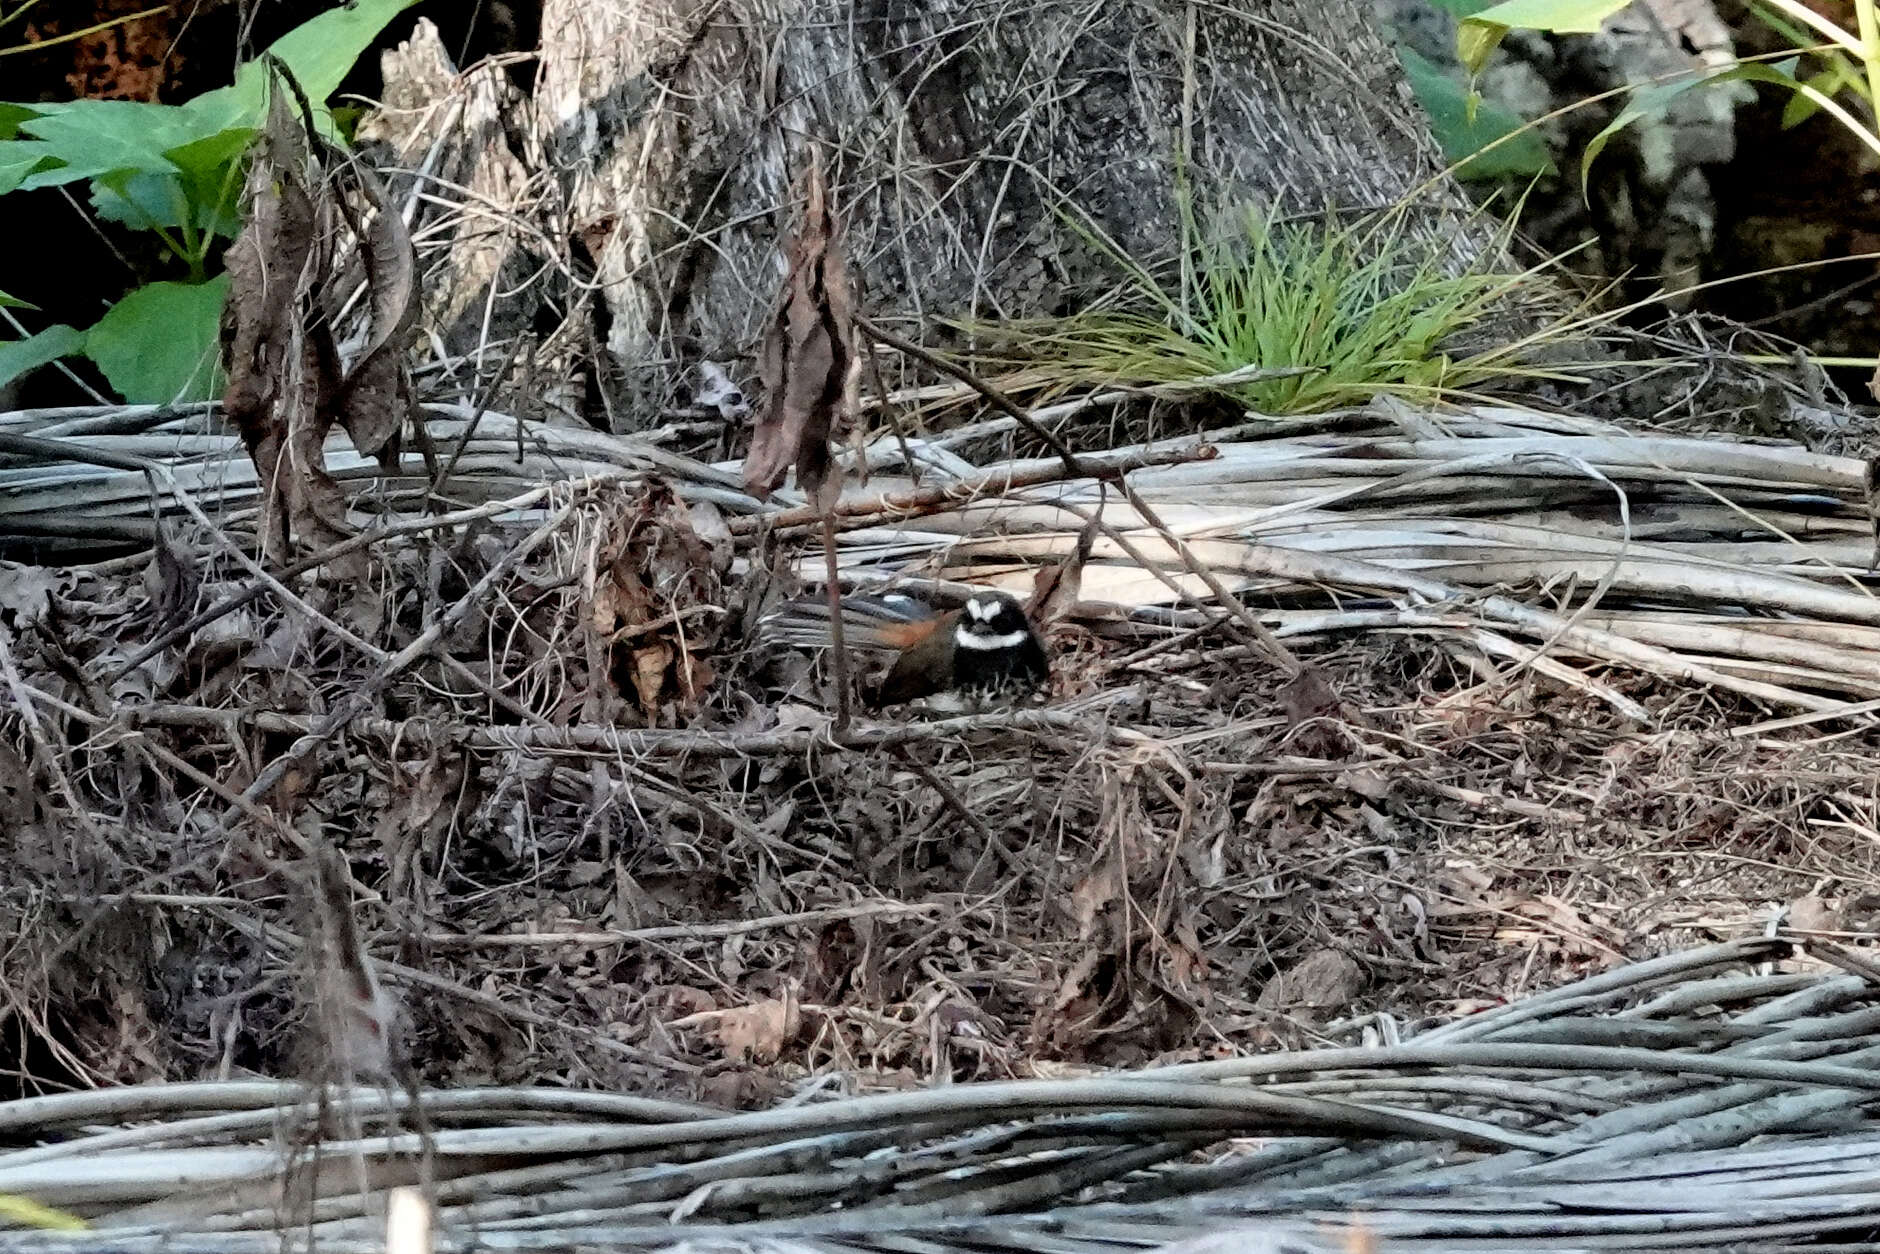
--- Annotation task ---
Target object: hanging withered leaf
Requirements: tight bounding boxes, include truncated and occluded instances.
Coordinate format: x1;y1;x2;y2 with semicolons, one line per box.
305;842;402;1084
142;529;201;635
1028;485;1104;627
586;481;725;722
329;158;418;465
219;61;419;577
744;149;858;510
220;79;334;566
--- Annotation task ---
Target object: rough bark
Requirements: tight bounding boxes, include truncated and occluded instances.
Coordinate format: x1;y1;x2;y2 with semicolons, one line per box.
374;2;1483;425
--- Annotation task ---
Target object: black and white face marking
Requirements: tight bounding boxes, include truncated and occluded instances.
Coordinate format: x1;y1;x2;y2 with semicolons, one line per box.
946;592;1051;706
954;594;1031;651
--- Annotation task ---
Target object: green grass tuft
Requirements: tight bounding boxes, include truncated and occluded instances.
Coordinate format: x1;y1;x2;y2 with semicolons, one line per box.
966;204;1597;416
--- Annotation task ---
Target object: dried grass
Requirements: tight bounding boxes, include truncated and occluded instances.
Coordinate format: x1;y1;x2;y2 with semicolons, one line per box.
2;381;1880;1100
5;938;1880;1251
8;369;1880;1249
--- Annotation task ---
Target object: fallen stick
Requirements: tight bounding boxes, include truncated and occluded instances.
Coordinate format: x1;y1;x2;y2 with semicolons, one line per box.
1219;543;1844;713
729;442;1217;535
119;703;1118;758
421;901;939;949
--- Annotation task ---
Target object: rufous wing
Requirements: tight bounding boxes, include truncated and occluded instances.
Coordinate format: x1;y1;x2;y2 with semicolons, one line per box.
872;619;956;706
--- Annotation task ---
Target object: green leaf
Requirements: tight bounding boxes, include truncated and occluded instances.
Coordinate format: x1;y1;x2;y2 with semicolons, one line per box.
1457;21;1509;77
164;126;256;182
90;128;252;238
1781;71;1837;128
1400;46;1556;179
185;0;423;134
82;277;229;404
0;143;51;195
1463;0;1631;32
1582;63;1804;197
328;104;368;142
165;128;253;237
90;170;190;231
0;290;32;310
1581;79;1700;196
0;0;413;197
11;100;207;190
0;104;39;141
0;107;249;204
0;324;86;390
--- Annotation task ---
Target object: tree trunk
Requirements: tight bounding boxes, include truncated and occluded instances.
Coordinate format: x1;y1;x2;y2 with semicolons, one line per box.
371;2;1479;425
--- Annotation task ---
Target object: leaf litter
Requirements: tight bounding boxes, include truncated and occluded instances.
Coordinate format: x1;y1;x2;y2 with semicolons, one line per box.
3;156;1880;1133
24;575;1837;1090
11;382;1880;1254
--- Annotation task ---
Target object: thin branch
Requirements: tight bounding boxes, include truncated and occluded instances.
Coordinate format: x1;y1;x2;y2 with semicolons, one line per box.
421;901;939;949
730;442;1214;535
117;702;1120;758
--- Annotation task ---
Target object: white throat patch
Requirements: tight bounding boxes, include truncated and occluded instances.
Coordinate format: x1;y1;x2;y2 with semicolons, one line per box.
955;625;1029;651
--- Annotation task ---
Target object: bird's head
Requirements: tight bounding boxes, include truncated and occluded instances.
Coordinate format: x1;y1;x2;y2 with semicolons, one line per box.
954;593;1032;652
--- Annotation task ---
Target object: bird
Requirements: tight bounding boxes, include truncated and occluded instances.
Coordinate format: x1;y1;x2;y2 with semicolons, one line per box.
758;589;1051;710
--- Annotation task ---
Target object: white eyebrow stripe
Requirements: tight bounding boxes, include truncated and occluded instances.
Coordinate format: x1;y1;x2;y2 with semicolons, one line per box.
955;627;1029;651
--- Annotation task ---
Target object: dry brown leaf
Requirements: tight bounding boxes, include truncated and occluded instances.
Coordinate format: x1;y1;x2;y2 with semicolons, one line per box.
1495;893;1627;963
140;536;199;634
1334;766;1393;801
629;640;673;719
1788;893;1841;934
687;500;734;572
587;569;629;639
1842;894;1880;932
1444;861;1496;895
771;703;828;733
1029;486;1102;625
1163;920;1211;994
0;563;60;627
221;83;358;570
1255;949;1366;1022
1422;862;1497;918
677;653;715;704
1070;863;1121;940
0;739;49;873
1278;665;1341;727
744;148;857;507
675;994;800;1063
330;160;416;461
220;68;418;578
661;986;716;1018
306;845;401;1082
1047;948;1101;1017
371;755;462;896
585;482;724;719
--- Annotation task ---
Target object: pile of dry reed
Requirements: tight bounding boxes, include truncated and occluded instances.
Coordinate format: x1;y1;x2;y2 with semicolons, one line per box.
2;937;1878;1252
